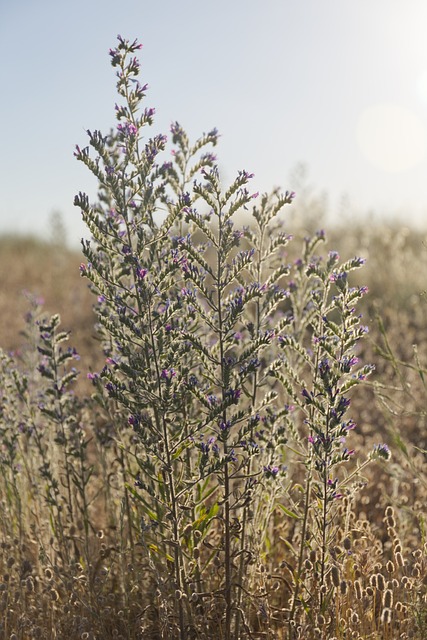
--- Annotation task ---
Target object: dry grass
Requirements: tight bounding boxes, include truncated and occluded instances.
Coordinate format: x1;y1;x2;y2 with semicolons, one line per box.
0;235;102;393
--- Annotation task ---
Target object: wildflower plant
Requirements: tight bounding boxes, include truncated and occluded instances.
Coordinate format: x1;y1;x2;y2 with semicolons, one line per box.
69;34;384;639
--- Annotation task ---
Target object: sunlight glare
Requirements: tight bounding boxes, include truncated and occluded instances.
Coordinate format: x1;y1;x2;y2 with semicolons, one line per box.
356;103;426;173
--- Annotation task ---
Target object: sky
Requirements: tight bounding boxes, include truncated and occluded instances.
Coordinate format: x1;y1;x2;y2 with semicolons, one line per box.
1;0;427;247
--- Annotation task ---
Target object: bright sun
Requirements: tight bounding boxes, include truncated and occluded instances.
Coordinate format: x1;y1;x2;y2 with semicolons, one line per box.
356;103;426;173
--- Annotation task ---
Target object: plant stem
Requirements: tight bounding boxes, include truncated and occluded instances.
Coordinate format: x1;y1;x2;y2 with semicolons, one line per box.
289;464;312;638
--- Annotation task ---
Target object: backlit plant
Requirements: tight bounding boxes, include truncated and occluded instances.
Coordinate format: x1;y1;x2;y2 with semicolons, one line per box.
73;35;385;639
2;35;420;640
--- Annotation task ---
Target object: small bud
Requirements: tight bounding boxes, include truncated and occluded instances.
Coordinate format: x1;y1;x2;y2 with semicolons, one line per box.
44;568;53;581
354;579;362;600
383;589;393;609
50;588;59;602
376;573;385;591
381;607;392;624
331;566;340;588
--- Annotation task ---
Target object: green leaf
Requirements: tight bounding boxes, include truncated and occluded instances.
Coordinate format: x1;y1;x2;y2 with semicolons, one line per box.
276;503;301;520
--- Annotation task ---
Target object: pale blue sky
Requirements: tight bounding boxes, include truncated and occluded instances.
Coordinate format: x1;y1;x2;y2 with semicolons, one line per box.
1;0;427;246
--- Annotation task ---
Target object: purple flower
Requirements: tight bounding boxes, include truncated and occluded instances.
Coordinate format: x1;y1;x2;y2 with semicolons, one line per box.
370;443;391;461
318;358;331;378
68;347;80;361
144;107;155;119
201;442;209;454
207;127;219;145
145;134;167;162
225;388;241;404
136;267;148;279
301;388;313;403
336;397;351;413
105;382;115;394
128;414;140;427
340;355;359;372
117;121;138;137
109;48;121;65
238;170;254;181
330;271;347;286
342;448;355;460
342;419;356;432
161;368;176;381
263;464;280;478
187;375;198;388
228;449;237;463
170;121;185;141
201;151;217;164
327;478;343;499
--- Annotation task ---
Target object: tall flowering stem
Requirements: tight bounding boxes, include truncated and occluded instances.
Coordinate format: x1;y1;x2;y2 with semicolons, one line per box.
269;240;375;631
180;168;290;637
74;35;258;638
